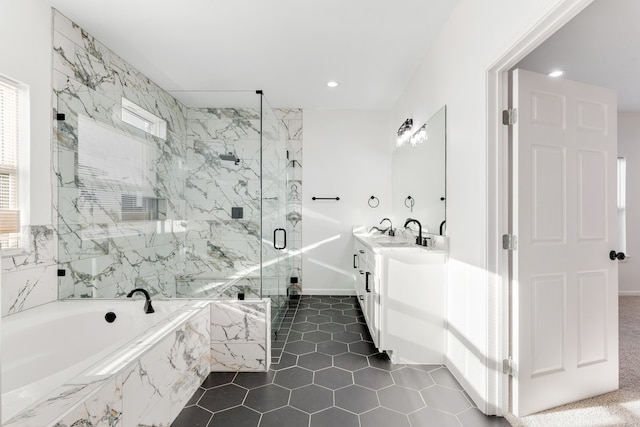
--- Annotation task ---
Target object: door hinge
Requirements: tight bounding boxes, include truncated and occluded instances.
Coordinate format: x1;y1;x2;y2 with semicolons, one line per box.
502;108;517;125
502;234;518;250
503;357;514;376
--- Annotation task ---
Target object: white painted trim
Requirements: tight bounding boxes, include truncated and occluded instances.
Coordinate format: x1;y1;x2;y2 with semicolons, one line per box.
301;289;354;296
619;291;640;297
485;0;595;416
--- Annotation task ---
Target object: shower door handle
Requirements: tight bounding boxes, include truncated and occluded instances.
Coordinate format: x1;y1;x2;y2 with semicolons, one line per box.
274;228;287;250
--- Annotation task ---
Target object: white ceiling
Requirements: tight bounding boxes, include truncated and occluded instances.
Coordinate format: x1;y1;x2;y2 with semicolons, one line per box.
515;0;640;112
46;0;459;110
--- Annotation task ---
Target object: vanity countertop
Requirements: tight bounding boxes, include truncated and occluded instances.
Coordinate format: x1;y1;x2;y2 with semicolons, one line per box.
352;226;448;253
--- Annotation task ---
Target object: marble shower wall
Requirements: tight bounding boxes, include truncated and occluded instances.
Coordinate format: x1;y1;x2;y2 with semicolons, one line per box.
180;107;263;298
2;10;304;313
52;10;187;299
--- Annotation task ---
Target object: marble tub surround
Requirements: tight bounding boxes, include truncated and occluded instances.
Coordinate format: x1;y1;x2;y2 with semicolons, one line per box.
1;225;58;316
210;299;271;372
3;301;210;427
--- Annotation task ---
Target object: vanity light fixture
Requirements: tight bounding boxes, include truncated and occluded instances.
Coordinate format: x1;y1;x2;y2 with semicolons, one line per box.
327;81;339;88
410;123;428;146
548;70;564;78
396;118;413;147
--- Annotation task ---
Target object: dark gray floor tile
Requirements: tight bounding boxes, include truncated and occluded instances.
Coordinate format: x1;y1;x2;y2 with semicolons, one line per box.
378;385;426;414
316;296;341;304
317;340;348;356
290;384;334;414
306;314;332;324
410;364;442;372
368;353;402;371
331;303;352;310
334;352;369;371
311;407;359;427
201;372;236;389
199;384;247;412
290;322;319;333
271;352;297;371
310;302;331;310
318;322;346;333
314;366;353;390
335;384;379;414
211;405;260;427
430;367;464;390
349;340;378;356
233;371;276;389
332;315;357;324
244;384;290;412
333;330;363;344
392;367;435;390
345;322;369;334
457;408;512;427
284;340;316;355
175;295;496;427
421;385;473;414
286;330;303;342
274;366;314;389
360;407;411;427
298;352;333;371
302;330;331;343
408;407;461;427
184;387;205;407
171;405;212;427
354;367;394;390
296;308;321;316
342;308;361;317
259;406;309;427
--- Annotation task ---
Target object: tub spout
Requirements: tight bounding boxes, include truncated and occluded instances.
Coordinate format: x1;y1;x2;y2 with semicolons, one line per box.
126;288;155;314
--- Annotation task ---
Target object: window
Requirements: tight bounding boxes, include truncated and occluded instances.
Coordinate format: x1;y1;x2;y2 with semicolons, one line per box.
0;76;28;250
618;157;627;254
121;97;166;140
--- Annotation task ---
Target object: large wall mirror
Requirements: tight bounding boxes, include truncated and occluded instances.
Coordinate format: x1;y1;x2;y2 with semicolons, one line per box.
392;105;446;235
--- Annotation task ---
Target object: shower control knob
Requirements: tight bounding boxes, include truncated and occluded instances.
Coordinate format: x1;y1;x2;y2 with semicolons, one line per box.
609;250;626;261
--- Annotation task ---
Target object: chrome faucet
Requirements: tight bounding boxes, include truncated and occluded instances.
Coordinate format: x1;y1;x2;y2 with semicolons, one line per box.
380;218;395;236
126;288;155;314
403;218;422;245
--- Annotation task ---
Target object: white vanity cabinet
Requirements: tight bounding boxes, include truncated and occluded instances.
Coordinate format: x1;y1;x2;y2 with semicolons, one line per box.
353;239;380;347
352;234;445;364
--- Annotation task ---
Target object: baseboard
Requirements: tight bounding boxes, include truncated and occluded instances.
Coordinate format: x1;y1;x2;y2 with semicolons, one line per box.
619;291;640;296
301;288;354;296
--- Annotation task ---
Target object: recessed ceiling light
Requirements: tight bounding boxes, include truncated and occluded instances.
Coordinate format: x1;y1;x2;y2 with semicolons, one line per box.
327;81;339;88
548;70;564;78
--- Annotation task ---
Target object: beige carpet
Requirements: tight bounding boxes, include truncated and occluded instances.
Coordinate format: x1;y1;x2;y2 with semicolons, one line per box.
507;296;640;426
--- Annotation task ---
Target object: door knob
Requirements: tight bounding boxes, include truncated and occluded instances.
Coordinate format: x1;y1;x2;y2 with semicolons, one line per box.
609;250;626;261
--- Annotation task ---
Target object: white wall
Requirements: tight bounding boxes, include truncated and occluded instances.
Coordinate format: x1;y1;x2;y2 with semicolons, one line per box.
301;110;392;294
618;112;640;295
1;0;52;226
391;0;589;414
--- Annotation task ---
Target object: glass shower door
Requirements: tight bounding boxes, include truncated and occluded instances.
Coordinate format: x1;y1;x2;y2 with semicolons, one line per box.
260;95;289;334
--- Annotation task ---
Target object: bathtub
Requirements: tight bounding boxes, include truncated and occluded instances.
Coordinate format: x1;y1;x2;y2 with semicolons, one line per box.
2;299;211;426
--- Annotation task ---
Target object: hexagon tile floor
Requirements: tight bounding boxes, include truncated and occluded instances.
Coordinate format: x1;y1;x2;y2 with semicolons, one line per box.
172;295;511;427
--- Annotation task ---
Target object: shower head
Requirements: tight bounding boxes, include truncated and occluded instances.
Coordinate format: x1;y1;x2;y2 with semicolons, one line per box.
219;152;239;164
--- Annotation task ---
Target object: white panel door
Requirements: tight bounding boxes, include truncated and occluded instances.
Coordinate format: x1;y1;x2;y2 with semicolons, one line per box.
511;69;619;417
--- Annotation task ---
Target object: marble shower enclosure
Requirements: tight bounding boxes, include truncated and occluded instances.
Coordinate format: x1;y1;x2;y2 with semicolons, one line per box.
45;10;304;303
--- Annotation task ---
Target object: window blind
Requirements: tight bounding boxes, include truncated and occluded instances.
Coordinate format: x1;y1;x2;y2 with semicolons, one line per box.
0;78;20;246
